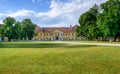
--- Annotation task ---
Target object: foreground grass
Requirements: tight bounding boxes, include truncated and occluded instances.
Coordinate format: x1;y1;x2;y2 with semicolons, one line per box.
0;42;120;74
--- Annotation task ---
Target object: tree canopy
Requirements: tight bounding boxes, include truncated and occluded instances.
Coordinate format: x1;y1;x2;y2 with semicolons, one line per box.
77;4;99;40
22;18;36;40
2;17;16;41
77;0;120;41
97;0;120;41
0;17;36;41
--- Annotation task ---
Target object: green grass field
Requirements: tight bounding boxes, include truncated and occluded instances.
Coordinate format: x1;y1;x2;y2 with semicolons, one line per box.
0;42;120;74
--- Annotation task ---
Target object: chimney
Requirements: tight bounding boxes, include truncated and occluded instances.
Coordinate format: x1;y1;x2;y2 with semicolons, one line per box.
70;25;72;30
70;25;72;28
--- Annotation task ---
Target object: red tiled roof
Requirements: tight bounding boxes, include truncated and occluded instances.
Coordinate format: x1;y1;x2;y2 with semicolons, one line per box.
35;25;43;32
72;25;78;29
72;25;78;31
35;25;78;33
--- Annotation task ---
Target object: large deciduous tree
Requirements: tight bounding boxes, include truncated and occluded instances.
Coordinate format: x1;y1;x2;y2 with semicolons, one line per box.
13;21;22;40
3;17;16;41
0;17;36;41
77;0;120;42
22;18;36;40
77;4;99;40
97;0;120;41
0;25;6;41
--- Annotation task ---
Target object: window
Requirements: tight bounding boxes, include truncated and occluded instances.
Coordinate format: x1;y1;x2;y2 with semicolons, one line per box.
40;34;42;36
50;34;53;36
72;33;74;36
69;34;70;36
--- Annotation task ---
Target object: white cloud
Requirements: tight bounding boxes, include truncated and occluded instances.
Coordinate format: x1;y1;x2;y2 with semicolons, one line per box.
8;9;34;17
31;0;41;3
35;0;107;27
41;22;67;27
0;0;108;27
0;9;34;18
0;20;3;24
32;0;35;3
0;13;5;17
0;9;35;24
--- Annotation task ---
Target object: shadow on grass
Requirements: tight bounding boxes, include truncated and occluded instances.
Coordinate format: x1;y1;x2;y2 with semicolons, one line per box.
0;43;96;48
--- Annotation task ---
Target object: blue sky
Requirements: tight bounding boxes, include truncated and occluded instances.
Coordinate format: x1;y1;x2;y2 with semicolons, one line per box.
0;0;107;27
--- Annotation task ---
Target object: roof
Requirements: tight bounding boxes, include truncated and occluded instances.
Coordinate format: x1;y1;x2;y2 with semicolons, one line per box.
35;25;43;32
35;25;78;33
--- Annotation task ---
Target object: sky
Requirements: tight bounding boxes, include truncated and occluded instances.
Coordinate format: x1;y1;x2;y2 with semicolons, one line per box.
0;0;107;27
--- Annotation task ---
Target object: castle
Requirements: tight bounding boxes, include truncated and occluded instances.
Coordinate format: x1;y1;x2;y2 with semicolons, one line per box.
33;25;78;40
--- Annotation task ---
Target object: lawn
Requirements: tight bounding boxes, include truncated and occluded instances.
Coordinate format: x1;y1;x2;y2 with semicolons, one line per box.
0;42;120;74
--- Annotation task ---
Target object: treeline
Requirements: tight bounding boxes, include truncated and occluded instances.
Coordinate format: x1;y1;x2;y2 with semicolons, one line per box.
0;17;36;41
77;0;120;42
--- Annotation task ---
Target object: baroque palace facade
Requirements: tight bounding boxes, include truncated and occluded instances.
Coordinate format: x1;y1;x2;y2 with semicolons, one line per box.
33;25;78;41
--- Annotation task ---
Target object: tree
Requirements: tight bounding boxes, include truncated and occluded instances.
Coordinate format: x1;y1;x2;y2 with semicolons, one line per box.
22;18;36;40
13;21;22;40
0;17;36;41
77;4;99;40
3;17;16;41
0;25;6;41
97;0;120;41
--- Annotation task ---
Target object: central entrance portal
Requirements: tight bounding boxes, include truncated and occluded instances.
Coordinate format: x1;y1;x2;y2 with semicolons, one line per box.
56;36;59;40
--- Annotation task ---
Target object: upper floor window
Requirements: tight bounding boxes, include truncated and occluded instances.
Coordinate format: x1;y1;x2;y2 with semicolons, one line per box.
69;34;71;36
72;33;75;36
50;33;53;36
40;34;42;36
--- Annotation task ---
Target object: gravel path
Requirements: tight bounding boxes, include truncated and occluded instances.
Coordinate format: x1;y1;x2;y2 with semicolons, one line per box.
50;41;120;47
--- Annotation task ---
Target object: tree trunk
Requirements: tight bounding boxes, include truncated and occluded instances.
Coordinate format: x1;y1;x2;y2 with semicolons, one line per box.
102;37;104;41
109;37;113;42
8;38;11;42
2;37;4;41
95;37;98;41
114;37;117;42
28;37;32;40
